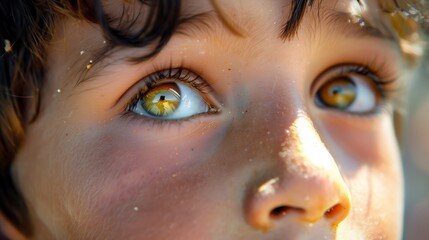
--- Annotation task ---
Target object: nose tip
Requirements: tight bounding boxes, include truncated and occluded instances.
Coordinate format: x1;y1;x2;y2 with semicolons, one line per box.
245;175;351;231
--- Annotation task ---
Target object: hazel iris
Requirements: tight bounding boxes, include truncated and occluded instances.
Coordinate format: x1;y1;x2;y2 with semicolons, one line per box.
316;78;356;109
142;83;181;117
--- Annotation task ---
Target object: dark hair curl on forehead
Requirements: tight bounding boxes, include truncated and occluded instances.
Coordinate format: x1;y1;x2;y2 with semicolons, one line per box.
0;0;427;237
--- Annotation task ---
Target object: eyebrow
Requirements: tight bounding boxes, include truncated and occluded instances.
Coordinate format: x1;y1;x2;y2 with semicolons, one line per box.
315;10;396;42
74;7;396;87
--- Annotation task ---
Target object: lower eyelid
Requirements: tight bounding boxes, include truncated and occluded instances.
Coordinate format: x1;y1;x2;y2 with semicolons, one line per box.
120;109;220;128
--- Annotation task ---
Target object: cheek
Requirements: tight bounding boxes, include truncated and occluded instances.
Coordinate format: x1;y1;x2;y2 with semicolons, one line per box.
60;116;229;237
313;110;403;238
315;111;401;169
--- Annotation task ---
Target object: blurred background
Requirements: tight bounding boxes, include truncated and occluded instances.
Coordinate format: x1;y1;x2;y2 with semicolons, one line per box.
403;46;429;240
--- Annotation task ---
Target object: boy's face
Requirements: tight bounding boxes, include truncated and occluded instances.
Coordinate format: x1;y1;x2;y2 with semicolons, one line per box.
10;0;404;239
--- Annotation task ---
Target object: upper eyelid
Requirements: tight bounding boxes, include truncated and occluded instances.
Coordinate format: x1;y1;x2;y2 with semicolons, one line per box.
310;63;397;92
145;68;213;93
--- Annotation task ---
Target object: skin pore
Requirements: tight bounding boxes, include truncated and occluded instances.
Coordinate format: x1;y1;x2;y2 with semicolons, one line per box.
3;0;408;239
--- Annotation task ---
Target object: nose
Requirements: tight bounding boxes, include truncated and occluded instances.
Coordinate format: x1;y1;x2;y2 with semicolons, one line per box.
245;113;351;231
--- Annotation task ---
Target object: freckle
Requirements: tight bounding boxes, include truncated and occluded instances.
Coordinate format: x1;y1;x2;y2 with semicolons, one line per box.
228;68;232;71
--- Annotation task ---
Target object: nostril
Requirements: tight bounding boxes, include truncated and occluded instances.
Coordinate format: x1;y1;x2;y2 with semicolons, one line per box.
324;203;345;219
270;206;304;219
270;206;290;219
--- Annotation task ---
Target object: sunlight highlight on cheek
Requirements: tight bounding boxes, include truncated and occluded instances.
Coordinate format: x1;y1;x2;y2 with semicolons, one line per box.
279;111;336;176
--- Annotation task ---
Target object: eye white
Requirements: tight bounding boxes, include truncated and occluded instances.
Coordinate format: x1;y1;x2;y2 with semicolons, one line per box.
346;73;376;113
164;82;209;119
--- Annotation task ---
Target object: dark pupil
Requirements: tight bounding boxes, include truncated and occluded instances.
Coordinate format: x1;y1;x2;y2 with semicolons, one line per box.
330;86;342;95
160;95;166;101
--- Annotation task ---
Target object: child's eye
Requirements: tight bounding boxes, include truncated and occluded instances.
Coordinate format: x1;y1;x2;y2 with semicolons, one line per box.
127;69;216;120
314;65;383;113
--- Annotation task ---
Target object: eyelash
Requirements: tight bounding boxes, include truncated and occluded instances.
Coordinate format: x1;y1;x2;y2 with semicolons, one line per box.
330;63;401;107
348;64;399;96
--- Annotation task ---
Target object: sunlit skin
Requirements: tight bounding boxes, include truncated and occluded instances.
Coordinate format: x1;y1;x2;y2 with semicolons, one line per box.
3;0;406;239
